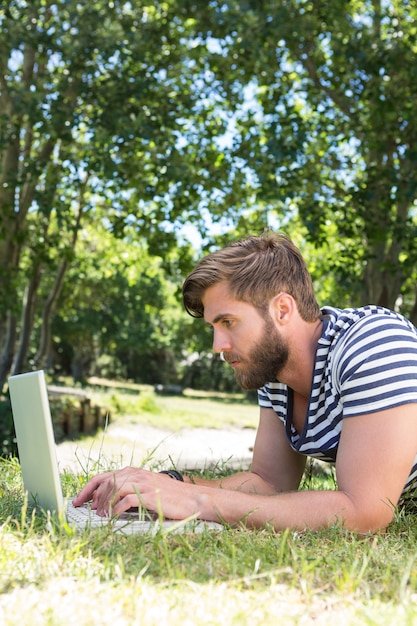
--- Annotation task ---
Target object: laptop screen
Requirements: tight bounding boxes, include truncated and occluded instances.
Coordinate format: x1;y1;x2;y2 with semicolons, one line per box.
8;370;64;515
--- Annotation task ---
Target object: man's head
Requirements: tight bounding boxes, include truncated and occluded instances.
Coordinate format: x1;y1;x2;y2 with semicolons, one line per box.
182;231;321;322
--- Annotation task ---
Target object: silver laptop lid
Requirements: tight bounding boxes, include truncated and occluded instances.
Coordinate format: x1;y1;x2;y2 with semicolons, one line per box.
8;370;64;515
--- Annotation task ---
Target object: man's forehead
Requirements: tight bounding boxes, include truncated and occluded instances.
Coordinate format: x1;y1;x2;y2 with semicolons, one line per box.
202;282;235;312
202;282;254;323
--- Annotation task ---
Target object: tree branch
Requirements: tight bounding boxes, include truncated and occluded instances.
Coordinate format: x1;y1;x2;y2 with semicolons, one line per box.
299;47;353;119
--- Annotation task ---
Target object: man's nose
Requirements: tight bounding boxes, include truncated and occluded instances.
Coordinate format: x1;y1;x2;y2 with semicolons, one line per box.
212;329;232;353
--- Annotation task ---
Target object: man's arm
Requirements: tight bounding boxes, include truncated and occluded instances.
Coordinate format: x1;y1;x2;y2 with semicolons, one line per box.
184;408;306;494
73;404;417;533
73;407;305;509
193;404;417;532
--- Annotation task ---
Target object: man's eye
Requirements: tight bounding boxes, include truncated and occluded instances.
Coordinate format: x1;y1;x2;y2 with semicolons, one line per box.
222;319;233;327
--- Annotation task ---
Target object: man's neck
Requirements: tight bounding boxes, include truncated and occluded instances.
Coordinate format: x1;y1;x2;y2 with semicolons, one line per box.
278;318;323;399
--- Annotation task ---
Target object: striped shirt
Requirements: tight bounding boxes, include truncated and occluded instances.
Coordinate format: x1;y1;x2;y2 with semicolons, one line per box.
258;305;417;499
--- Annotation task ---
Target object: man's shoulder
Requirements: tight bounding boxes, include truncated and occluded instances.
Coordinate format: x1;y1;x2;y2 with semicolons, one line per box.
320;305;416;340
319;305;417;374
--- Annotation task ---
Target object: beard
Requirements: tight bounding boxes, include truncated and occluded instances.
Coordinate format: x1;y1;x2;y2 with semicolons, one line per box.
223;316;289;391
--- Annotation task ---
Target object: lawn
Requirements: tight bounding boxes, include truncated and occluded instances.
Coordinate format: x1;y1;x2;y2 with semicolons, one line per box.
1;382;417;625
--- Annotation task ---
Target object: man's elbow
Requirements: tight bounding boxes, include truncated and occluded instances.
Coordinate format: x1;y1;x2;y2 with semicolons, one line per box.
340;499;396;535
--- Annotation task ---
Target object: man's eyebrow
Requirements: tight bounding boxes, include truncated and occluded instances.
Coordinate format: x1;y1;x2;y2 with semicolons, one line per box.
208;313;233;326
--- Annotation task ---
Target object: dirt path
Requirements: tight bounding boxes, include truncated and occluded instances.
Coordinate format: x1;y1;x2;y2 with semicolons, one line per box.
56;420;256;474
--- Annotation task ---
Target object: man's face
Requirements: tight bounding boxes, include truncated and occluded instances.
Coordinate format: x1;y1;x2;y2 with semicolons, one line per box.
202;282;289;390
225;314;289;390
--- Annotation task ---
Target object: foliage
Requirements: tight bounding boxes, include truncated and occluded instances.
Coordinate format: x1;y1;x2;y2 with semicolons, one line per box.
0;0;249;390
192;0;417;312
2;0;417;401
46;221;187;383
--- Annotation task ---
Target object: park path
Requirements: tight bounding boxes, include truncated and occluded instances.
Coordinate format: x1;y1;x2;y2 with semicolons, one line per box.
55;420;256;475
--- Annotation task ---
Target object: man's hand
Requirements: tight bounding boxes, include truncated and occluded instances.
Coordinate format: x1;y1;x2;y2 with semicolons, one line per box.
72;467;202;520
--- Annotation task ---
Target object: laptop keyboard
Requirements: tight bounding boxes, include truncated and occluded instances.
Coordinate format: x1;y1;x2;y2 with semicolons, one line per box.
66;499;148;527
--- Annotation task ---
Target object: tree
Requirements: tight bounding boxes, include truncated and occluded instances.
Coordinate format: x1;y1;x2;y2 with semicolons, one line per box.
0;0;251;390
3;0;417;398
50;221;191;384
191;0;417;313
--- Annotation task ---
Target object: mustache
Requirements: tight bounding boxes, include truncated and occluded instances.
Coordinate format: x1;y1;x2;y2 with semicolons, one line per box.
221;351;243;364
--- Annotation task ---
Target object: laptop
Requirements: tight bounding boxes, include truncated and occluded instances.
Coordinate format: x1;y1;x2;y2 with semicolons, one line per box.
8;370;223;534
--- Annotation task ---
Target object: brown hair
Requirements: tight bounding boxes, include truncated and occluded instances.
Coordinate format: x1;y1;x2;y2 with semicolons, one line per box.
182;231;321;322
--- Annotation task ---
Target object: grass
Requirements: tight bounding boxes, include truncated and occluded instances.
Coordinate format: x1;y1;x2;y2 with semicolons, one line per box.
84;377;259;431
1;383;417;624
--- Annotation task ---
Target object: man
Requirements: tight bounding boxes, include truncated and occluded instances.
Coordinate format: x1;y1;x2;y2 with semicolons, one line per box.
74;232;417;533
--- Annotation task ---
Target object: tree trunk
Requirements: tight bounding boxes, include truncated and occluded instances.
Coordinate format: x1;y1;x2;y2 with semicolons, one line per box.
407;286;417;328
10;264;43;376
34;197;85;369
33;258;69;370
0;313;18;392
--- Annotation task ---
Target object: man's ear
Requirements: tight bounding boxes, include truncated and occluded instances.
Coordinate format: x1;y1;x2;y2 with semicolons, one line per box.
269;293;294;325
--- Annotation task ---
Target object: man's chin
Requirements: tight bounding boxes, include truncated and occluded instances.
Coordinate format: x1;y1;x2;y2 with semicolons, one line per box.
234;374;269;391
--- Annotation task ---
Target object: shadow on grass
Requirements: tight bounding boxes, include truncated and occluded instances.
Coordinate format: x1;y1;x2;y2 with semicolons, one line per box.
79;376;259;405
184;390;258;405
